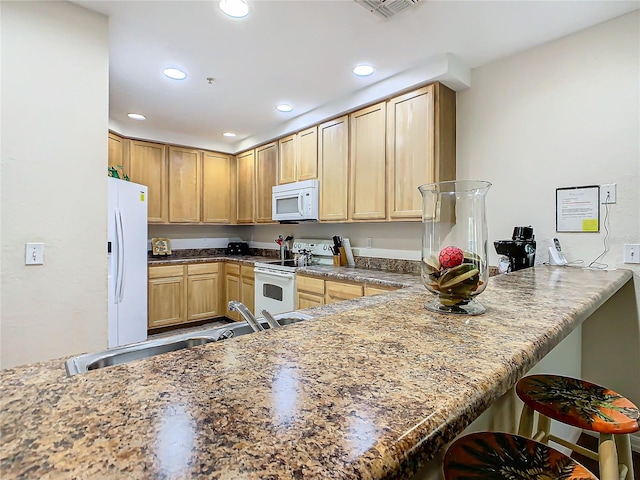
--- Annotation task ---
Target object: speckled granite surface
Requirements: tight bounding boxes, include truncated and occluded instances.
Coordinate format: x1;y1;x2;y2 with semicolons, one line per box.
0;266;632;479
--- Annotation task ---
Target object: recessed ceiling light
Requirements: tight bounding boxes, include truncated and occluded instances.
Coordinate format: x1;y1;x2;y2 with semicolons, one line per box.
127;113;146;120
223;132;237;137
163;68;187;80
353;64;375;77
276;104;293;112
219;0;249;18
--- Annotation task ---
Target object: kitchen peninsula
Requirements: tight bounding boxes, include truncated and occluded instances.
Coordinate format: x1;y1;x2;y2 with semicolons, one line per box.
0;266;632;479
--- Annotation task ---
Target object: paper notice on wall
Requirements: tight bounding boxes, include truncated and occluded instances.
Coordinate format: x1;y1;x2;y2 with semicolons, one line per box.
556;185;600;233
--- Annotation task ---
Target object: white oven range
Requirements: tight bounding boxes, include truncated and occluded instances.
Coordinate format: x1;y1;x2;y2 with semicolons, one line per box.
253;239;340;318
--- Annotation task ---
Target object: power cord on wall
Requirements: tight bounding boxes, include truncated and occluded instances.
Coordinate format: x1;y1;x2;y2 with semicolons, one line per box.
586;192;611;270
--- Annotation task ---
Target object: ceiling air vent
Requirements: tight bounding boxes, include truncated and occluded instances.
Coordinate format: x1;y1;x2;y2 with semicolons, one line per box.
354;0;421;20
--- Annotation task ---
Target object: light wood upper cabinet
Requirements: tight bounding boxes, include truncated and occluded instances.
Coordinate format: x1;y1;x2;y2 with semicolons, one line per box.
108;132;128;175
318;116;349;222
202;150;235;224
236;149;255;224
386;83;456;220
278;135;297;184
168;146;201;223
350;102;386;221
255;142;278;223
278;127;318;185
129;140;167;223
297;126;318;181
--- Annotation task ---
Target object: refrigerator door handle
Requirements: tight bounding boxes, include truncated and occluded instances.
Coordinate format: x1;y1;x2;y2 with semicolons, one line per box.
116;208;126;303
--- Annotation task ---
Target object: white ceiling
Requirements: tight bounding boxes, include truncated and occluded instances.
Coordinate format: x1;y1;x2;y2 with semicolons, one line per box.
72;0;639;153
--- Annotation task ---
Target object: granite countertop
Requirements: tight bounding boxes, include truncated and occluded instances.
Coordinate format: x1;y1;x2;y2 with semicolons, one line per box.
0;266;632;479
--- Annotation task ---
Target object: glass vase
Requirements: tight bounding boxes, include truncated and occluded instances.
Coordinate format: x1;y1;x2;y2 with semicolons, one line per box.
419;180;492;315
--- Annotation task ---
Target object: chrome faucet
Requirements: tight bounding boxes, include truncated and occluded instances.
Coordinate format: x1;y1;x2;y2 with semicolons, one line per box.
228;301;264;332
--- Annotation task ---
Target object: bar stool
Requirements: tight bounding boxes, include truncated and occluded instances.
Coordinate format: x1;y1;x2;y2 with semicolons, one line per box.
443;431;599;479
516;374;639;480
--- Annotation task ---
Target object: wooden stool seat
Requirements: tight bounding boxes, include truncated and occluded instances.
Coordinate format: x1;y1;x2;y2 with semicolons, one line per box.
443;431;598;479
516;374;639;480
516;375;640;434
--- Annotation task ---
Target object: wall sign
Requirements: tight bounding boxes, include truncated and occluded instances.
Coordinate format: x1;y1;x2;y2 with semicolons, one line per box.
556;185;600;233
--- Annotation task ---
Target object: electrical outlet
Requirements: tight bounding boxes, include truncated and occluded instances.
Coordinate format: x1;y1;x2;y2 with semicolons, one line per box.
600;184;616;204
366;237;373;248
623;244;640;264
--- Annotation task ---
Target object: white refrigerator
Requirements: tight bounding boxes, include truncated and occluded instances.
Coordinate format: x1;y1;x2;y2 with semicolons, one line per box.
107;177;148;348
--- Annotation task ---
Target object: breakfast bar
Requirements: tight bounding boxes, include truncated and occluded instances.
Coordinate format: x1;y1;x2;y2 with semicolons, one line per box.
0;266;632;479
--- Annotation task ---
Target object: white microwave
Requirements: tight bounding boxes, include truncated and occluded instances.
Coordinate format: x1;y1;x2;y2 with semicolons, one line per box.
272;179;319;222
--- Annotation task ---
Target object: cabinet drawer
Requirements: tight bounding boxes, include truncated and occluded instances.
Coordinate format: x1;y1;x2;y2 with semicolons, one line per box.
226;263;240;276
325;280;363;298
364;284;398;296
187;263;219;275
149;265;185;279
297;275;325;295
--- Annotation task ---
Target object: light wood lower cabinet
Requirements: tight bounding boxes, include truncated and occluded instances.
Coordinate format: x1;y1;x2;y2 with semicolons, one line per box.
240;265;255;318
186;263;220;321
296;275;400;308
364;284;398;296
296;275;325;308
325;280;364;305
148;263;221;329
148;265;186;329
224;263;241;321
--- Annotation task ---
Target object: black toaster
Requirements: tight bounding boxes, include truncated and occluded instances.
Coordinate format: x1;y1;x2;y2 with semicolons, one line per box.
226;242;249;255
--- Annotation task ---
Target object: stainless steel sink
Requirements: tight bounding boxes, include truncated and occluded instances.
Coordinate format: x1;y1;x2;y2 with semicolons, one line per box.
65;311;313;376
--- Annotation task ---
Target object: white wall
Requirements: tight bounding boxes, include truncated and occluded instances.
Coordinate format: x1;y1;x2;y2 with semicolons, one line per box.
456;10;640;409
1;1;109;368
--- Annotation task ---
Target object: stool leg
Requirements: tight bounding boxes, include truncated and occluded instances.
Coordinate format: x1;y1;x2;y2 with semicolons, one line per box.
518;404;535;437
614;434;634;480
599;433;620;480
536;414;551;444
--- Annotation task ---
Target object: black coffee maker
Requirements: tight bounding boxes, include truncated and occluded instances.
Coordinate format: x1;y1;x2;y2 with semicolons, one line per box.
494;226;537;272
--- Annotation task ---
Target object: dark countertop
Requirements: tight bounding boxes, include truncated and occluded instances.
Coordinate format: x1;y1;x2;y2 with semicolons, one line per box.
0;266;632;479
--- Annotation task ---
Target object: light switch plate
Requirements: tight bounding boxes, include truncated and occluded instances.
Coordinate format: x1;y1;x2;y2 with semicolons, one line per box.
623;244;640;264
25;242;44;265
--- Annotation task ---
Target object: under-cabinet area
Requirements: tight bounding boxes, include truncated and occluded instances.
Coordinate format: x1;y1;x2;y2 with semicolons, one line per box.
148;260;404;331
109;82;455;226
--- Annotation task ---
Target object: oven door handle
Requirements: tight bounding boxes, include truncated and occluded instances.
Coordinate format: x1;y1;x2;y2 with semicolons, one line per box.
255;268;296;279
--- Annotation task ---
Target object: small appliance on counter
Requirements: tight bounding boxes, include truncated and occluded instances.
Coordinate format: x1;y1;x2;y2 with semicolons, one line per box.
226;242;249;255
494;226;537;273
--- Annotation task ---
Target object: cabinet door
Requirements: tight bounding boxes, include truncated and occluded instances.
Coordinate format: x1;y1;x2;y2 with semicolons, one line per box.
187;273;219;321
108;132;128;176
350;102;386;220
129;140;167;223
168;146;201;223
297;126;318;181
325;280;363;305
297;291;324;309
318;116;349;221
202;150;233;223
364;285;398;296
241;275;255;318
386;85;434;219
148;275;185;328
225;273;241;321
255;142;278;223
236;150;255;224
278;135;296;185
